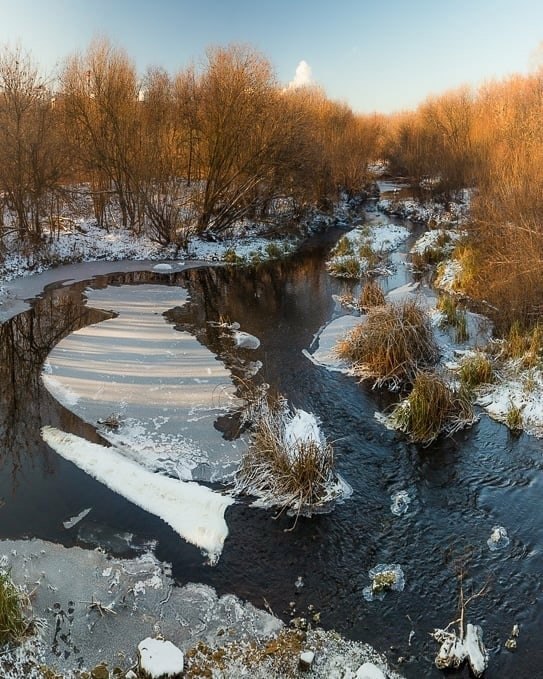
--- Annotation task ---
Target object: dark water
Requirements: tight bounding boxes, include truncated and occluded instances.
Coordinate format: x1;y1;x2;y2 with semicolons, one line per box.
1;204;542;678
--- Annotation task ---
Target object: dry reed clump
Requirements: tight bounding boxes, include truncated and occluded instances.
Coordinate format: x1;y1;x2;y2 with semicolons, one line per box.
389;371;475;445
0;570;30;646
497;322;543;368
436;294;470;343
335;300;439;389
235;390;338;516
359;279;385;309
458;352;495;390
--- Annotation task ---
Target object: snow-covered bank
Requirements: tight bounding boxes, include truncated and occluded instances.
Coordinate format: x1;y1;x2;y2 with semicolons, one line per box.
0;539;281;677
377;189;471;227
0;536;404;678
41;427;234;564
326;222;409;278
41;284;246;482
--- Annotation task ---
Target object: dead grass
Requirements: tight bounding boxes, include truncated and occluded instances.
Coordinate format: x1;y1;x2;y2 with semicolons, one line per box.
0;570;30;646
498;322;543;368
389;371;475;445
327;256;361;278
235;390;337;516
437;294;470;342
458;353;495;390
505;402;523;432
359;279;385;309
335;300;439;389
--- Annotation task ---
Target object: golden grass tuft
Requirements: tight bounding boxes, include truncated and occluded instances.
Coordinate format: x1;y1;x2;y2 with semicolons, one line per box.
359;279;385;309
235;391;337;516
335;300;439;389
458;352;495;390
0;570;30;646
389;371;475;445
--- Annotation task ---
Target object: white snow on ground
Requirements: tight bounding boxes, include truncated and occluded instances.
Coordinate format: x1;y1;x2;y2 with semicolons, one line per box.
284;409;321;449
326;223;410;278
41;426;234;564
434;259;463;292
476;365;543;437
41;284;246;482
377;193;470;226
410;228;465;256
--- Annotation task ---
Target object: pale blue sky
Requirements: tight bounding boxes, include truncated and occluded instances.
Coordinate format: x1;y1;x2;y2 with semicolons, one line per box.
0;0;542;113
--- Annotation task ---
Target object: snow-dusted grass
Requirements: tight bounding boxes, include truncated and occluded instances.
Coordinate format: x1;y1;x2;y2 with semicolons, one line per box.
235;392;347;516
41;427;234;564
326;223;409;279
377;190;470;227
387;371;476;445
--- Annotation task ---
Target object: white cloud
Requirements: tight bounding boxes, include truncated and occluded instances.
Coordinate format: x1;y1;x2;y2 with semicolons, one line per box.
288;60;313;89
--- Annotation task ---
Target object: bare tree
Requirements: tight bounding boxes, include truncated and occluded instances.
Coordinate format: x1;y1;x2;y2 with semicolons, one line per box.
0;46;64;242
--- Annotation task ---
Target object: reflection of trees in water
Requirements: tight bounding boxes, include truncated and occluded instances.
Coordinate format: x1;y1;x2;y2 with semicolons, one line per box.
0;269;191;483
0;288;111;482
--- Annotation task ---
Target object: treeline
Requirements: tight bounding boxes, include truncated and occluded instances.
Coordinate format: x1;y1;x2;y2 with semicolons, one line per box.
381;72;543;327
0;39;381;249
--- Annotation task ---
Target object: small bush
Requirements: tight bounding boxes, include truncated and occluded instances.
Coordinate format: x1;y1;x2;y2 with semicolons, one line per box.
458;353;495;390
327;256;361;278
223;248;244;264
359;279;385;308
265;242;283;259
389;371;475;445
335;300;439;389
0;570;29;646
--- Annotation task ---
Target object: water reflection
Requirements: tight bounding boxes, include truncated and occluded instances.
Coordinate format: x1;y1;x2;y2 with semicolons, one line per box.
0;289;111;482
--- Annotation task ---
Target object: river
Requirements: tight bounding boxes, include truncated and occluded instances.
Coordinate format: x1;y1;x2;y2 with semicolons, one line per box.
0;186;541;677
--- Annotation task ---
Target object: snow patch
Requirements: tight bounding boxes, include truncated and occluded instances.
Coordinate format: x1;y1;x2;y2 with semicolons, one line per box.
138;637;184;677
41;427;234;564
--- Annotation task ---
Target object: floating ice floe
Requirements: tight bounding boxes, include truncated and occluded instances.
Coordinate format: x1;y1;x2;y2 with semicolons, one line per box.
233;330;261;349
41;426;234;564
304;315;362;371
41;284;246;482
62;507;92;529
362;564;405;602
390;491;411;516
487;525;510;551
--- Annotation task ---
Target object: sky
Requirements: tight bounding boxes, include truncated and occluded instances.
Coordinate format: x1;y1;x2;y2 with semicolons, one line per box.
0;0;543;113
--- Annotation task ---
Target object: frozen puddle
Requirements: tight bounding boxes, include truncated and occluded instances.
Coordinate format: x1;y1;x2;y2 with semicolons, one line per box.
41;284;247;482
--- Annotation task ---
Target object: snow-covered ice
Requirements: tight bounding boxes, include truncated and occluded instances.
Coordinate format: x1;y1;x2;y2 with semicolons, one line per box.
306;315;362;371
41;284;247;481
41;426;234;564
